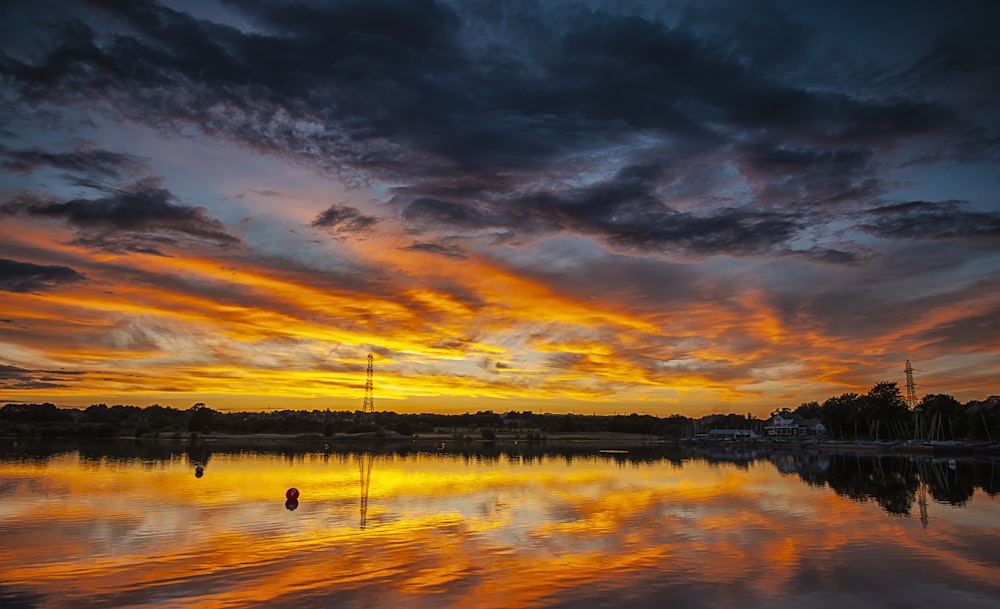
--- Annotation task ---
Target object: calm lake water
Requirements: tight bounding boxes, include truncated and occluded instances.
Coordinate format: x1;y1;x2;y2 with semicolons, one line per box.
1;440;998;609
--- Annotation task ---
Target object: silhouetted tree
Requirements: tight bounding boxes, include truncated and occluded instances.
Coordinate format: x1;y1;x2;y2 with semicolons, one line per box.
188;403;216;433
916;394;964;440
864;381;910;439
0;403;72;422
822;393;865;439
794;401;822;419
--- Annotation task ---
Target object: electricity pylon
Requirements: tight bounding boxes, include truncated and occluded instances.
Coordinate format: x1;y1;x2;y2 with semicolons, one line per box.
362;353;374;417
904;360;918;409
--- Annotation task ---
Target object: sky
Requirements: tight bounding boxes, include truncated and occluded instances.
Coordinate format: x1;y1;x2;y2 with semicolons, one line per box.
0;0;998;417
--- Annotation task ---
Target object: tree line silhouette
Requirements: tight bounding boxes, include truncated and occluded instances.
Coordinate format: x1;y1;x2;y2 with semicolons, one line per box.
1;380;997;441
773;381;998;442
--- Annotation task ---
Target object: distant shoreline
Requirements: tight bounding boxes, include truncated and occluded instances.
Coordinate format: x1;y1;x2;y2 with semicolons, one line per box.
5;431;999;457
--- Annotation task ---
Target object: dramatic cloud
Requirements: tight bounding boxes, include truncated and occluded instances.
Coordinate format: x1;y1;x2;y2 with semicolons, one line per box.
0;364;83;389
0;258;86;293
311;203;380;238
861;201;1000;242
0;0;996;412
0;142;144;181
2;178;240;254
0;0;979;255
402;241;468;260
401;176;806;257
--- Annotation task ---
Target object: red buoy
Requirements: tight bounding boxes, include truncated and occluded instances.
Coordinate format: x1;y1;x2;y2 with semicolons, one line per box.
286;487;299;500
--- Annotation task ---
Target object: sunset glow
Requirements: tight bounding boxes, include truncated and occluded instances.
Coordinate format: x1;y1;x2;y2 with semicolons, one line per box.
1;0;998;415
2;448;998;608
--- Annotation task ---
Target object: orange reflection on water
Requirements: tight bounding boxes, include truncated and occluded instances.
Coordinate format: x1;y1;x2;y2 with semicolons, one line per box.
1;449;999;609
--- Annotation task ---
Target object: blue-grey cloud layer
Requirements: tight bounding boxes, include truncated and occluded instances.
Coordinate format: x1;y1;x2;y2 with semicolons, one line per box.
2;0;997;260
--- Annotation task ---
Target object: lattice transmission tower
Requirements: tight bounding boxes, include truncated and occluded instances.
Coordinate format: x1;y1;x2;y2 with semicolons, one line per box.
362;353;374;416
903;360;918;409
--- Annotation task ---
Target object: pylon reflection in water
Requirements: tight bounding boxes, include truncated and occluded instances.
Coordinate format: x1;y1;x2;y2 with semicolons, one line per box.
359;452;374;529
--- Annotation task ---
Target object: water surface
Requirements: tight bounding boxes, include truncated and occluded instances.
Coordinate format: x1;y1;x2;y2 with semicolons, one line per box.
1;440;998;608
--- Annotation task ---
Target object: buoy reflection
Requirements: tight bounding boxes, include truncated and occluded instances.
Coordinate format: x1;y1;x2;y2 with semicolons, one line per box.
285;487;299;511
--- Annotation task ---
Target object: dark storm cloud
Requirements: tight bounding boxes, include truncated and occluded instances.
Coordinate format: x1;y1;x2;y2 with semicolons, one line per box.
861;201;1000;242
310;203;379;238
402;173;802;256
736;144;883;208
0;143;144;180
1;178;240;254
541;197;801;256
0;258;87;293
899;16;1000;98
0;0;955;155
0;139;239;253
539;10;947;143
402;241;468;260
0;364;83;389
881;8;1000;164
402;197;501;230
787;247;867;265
0;0;469;171
0;0;992;258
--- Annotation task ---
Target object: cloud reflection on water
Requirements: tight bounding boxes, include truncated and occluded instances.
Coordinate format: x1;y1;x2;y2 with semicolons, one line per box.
0;444;998;608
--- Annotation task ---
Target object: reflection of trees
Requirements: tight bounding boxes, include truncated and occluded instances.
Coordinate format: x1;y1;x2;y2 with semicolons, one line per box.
777;453;992;522
77;439;195;464
772;453;919;515
5;440;998;520
972;461;1000;496
823;456;919;516
920;461;976;506
185;442;213;468
770;453;831;488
